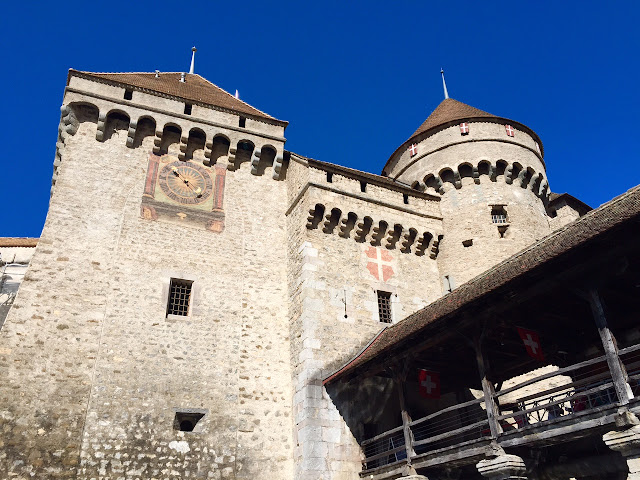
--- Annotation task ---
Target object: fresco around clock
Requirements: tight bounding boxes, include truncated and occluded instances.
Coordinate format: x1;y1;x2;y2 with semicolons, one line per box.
141;153;226;232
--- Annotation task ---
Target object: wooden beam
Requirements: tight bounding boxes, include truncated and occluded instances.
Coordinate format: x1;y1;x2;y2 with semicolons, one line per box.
474;333;503;438
390;360;416;473
587;288;634;405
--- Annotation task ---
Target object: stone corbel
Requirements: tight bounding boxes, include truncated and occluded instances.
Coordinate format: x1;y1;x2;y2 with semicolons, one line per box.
603;424;640;479
203;141;213;166
227;148;237;171
473;165;481;184
126;121;137;148
489;164;497;182
477;454;527;480
250;148;261;175
95;112;107;141
152;130;162;155
60;105;79;136
517;169;528;188
504;165;514;185
272;154;284;180
178;135;188;161
453;171;462;189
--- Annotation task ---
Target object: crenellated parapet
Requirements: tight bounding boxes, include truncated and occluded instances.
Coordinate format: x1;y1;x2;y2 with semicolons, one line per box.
53;96;289;198
306;203;442;258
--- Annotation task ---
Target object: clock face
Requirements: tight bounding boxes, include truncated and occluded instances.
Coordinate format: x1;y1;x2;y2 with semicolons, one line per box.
158;161;214;205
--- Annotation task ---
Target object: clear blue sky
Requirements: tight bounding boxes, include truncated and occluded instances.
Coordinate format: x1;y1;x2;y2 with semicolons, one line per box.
1;1;638;237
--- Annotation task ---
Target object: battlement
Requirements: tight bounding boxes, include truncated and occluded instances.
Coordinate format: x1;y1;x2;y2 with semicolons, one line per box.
53;72;288;196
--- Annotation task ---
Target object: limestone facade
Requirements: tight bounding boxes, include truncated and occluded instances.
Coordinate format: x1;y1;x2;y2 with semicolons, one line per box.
0;70;589;479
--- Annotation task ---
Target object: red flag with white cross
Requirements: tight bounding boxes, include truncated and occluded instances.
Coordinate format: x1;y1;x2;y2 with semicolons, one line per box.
408;144;418;157
516;327;544;361
505;124;515;137
418;369;440;399
460;122;469;135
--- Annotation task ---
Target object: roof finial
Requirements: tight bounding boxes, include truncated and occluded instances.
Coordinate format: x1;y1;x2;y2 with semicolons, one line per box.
440;68;449;100
235;89;239;99
189;46;197;74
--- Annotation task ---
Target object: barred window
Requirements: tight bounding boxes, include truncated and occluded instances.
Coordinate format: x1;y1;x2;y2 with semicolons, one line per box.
167;279;193;317
491;206;508;224
377;290;392;323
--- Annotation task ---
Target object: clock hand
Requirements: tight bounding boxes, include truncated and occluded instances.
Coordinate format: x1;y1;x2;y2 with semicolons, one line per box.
171;165;203;198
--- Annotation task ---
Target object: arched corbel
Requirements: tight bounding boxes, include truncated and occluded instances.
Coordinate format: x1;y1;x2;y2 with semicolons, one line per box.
126;121;137;148
250;148;261;175
529;172;543;193
60;105;79;136
95;112;106;141
273;154;284;180
472;165;480;184
152;130;162;155
203;141;213;166
453;171;462;189
489;164;497;182
178;135;188;161
517;169;528;188
504;165;514;185
227;148;237;171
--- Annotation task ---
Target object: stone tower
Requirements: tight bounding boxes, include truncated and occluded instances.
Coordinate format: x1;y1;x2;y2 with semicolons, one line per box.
382;98;551;287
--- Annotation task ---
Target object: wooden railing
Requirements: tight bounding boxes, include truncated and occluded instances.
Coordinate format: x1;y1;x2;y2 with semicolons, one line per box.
495;354;617;429
360;354;623;471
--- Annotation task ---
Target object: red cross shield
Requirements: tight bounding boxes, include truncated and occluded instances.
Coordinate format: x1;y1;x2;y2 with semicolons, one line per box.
516;327;544;361
418;369;440;399
365;247;394;282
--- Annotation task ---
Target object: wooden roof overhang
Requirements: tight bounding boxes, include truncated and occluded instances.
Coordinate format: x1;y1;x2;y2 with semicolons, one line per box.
324;186;640;392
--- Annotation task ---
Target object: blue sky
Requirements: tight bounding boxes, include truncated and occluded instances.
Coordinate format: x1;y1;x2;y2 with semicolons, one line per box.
1;1;638;237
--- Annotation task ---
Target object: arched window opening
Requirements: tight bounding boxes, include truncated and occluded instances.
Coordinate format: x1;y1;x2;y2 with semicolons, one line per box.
255;146;276;176
185;128;206;161
235;141;254;167
70;103;99;124
103;111;130;142
439;168;455;188
133;117;156;148
159;125;182;156
478;161;491;178
496;160;508;178
211;136;230;164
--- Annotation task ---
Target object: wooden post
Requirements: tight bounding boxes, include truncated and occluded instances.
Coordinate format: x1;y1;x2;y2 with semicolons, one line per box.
474;336;503;439
587;288;634;405
391;362;416;473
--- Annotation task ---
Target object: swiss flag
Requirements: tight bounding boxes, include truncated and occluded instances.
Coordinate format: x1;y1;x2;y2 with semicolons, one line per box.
418;369;440;399
516;327;544;361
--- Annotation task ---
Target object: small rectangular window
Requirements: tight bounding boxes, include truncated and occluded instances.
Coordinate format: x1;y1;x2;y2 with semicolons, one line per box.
167;279;193;317
124;89;133;100
491;206;508;224
326;172;333;183
360;181;367;192
184;103;192;115
403;194;409;205
239;116;246;128
377;291;392;323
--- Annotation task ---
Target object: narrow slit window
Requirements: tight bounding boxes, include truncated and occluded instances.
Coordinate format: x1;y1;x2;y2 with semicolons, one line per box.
239;116;246;128
124;89;133;100
360;181;367;192
167;279;193;317
184;103;192;115
327;172;333;183
403;194;409;205
377;290;392;323
491;206;508;224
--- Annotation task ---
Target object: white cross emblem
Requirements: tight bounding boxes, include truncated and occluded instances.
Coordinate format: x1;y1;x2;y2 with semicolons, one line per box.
505;125;515;137
460;123;469;134
523;334;539;354
421;375;436;394
409;144;418;156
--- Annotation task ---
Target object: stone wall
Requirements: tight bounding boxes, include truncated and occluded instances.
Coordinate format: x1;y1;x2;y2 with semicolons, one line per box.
0;84;293;479
286;163;444;479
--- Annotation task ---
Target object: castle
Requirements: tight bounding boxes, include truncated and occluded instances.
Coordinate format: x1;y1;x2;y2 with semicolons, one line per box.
1;65;639;480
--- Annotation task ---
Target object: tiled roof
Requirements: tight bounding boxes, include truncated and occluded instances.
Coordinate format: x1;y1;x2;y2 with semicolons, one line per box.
410;98;497;138
0;238;38;247
69;70;286;124
324;184;640;384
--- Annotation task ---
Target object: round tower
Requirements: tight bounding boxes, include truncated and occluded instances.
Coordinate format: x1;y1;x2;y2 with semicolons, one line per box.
382;98;551;289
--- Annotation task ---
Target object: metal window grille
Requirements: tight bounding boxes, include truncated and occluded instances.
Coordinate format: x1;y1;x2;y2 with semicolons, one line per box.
377;291;392;323
491;213;507;224
167;279;192;317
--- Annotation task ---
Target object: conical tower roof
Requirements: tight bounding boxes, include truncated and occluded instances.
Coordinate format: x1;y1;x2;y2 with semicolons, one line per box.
68;70;287;125
410;98;497;138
